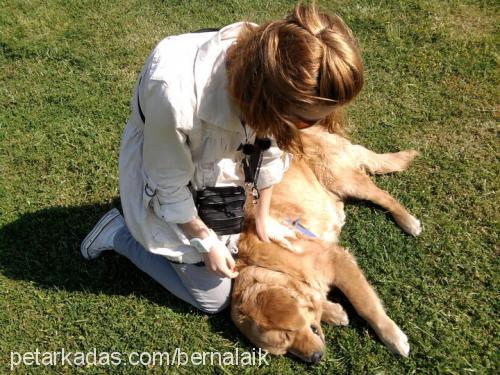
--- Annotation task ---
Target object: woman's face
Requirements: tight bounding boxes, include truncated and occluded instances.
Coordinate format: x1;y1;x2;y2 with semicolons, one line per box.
289;104;337;129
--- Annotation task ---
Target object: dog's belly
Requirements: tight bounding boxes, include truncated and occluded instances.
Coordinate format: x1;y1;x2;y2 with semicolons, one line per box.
270;160;345;243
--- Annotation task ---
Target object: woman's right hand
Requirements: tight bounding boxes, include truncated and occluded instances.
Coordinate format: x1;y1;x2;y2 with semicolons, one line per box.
202;241;239;279
179;216;238;278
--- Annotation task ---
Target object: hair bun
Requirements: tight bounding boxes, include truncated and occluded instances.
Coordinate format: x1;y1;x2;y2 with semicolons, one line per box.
286;3;325;37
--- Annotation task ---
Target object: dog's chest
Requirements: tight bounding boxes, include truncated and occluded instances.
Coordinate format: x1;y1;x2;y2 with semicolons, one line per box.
302;197;345;243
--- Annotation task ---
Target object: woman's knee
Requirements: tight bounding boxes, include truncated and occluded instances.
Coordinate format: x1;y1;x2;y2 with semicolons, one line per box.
195;279;232;314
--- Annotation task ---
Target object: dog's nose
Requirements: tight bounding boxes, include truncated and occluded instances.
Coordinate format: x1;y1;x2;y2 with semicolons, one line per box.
310;351;323;364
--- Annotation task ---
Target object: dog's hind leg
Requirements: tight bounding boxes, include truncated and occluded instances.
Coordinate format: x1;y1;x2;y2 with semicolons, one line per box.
331;247;409;356
348;145;419;175
326;169;421;236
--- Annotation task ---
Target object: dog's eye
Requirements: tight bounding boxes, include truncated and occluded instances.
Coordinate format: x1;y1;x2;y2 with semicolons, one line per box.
310;324;320;335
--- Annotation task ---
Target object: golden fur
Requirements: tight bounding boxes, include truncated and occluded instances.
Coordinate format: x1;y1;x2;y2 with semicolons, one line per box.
231;127;420;362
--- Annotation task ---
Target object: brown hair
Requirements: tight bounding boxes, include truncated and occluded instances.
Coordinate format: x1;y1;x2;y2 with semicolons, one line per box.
226;2;363;153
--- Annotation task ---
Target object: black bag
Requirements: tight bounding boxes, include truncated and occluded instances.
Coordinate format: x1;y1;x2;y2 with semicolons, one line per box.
195;186;246;235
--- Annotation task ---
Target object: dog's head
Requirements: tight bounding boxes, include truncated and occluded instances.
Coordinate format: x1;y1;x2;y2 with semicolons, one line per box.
231;267;326;363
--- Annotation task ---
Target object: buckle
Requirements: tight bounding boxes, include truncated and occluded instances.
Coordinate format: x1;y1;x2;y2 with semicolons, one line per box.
144;183;156;197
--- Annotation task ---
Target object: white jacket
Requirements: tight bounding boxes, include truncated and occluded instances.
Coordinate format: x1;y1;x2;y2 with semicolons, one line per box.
118;23;290;264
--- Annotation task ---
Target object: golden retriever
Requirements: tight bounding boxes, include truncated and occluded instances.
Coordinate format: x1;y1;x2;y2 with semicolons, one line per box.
231;127;420;363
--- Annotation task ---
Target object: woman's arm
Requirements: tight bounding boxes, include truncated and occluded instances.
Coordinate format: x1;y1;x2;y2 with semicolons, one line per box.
179;216;210;239
255;185;297;248
142;80;197;224
255;185;273;242
141;80;236;278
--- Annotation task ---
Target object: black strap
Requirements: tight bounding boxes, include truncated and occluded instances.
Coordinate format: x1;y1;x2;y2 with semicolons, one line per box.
238;121;271;198
192;28;221;33
137;76;145;123
136;27;221;124
241;138;271;185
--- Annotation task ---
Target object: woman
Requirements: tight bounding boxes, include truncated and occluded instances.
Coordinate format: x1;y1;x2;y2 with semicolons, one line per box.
80;4;363;313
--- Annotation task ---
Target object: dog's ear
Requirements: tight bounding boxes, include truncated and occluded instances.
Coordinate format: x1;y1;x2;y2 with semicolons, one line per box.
253;287;306;331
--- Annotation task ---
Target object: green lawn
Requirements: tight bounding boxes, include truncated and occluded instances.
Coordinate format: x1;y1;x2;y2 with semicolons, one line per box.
1;0;498;373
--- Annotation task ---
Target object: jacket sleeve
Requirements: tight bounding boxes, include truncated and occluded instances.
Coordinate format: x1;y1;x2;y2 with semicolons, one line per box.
255;138;291;190
141;79;197;224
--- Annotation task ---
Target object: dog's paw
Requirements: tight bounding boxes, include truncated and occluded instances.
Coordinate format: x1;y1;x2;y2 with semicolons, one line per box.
395;150;420;171
403;149;420;160
398;214;422;236
376;320;410;357
322;301;349;326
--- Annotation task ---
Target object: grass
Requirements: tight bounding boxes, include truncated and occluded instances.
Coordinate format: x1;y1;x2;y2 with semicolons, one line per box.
0;0;498;373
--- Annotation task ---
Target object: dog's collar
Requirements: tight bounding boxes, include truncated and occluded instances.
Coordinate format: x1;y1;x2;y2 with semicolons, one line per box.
285;218;317;238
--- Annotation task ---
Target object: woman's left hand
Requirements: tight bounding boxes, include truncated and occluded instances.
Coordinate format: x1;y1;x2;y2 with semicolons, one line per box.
255;213;271;242
255;185;296;250
256;214;296;250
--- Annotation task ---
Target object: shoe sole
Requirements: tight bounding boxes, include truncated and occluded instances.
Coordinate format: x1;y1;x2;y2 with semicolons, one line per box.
81;208;121;260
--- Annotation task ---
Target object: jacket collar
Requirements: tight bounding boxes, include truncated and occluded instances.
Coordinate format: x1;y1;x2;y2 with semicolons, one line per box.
194;22;252;133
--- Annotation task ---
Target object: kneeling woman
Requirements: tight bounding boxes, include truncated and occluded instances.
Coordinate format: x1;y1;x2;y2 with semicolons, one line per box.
80;4;363;313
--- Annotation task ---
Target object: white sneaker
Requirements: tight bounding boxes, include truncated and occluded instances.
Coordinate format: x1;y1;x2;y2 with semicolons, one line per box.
81;208;125;260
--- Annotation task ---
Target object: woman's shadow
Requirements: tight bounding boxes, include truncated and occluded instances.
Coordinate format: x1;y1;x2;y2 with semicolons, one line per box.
0;199;242;341
0;199;380;348
0;200;171;305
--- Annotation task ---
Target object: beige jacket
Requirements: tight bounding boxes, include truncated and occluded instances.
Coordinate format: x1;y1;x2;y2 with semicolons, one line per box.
119;23;290;264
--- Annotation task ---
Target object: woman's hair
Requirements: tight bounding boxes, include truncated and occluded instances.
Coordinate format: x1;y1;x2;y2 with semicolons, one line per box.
226;2;364;153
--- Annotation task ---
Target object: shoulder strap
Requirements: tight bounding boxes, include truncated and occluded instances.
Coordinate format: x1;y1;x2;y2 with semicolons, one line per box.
192;28;221;33
239;121;271;196
137;76;146;123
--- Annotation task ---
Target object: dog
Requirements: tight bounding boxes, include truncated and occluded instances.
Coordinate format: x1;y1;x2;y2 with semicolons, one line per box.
231;127;421;363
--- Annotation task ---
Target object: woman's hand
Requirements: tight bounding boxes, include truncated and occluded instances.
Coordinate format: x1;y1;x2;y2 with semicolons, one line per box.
255;186;273;242
255;185;296;250
255;212;271;242
202;241;239;279
179;216;238;279
256;214;296;250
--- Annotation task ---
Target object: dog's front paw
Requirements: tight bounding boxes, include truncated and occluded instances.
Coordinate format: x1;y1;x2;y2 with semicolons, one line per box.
322;301;349;326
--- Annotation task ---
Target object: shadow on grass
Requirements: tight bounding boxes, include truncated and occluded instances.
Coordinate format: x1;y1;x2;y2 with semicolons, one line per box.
0;199;201;316
0;199;389;354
